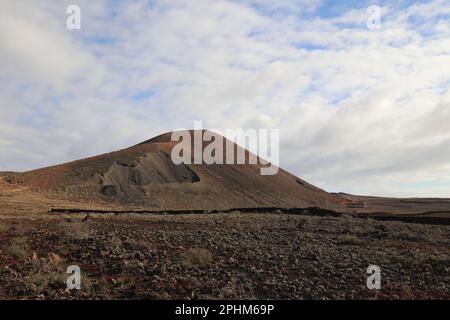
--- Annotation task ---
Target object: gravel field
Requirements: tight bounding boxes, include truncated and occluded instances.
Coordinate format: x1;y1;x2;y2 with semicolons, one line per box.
0;212;448;299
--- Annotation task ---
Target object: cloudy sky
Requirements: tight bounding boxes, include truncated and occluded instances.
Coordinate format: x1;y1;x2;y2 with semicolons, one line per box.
1;0;450;197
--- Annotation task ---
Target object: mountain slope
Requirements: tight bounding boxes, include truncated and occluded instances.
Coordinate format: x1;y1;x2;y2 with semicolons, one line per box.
1;130;346;211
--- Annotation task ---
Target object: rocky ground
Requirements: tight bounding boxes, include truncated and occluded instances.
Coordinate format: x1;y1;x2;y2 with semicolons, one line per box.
0;212;448;300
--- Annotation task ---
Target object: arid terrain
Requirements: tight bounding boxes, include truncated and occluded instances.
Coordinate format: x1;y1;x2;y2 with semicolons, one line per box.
0;212;448;300
0;131;449;300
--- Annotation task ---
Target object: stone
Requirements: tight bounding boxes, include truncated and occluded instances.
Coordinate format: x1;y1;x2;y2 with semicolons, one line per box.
47;252;62;265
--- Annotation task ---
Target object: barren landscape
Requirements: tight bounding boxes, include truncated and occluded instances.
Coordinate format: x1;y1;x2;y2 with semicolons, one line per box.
0;212;448;300
0;132;449;300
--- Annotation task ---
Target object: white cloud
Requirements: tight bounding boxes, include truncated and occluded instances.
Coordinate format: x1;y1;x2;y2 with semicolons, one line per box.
0;0;449;197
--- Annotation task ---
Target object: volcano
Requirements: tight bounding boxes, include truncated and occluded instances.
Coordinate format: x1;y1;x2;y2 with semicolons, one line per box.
0;130;347;213
2;130;450;221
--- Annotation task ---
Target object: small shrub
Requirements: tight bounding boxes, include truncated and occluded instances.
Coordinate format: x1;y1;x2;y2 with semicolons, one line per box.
181;248;213;268
393;231;424;242
303;232;315;240
6;237;31;260
341;214;354;221
57;221;90;241
398;285;416;300
19;261;97;298
338;234;365;246
23;269;67;293
297;217;311;230
0;222;8;233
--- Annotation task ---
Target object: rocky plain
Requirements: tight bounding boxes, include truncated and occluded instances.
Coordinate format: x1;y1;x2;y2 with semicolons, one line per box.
0;132;448;300
0;212;448;300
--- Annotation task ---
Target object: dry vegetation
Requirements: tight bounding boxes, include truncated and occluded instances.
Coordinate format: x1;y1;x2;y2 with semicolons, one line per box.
0;213;448;300
181;248;213;269
57;221;91;241
0;223;8;233
6;237;31;260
